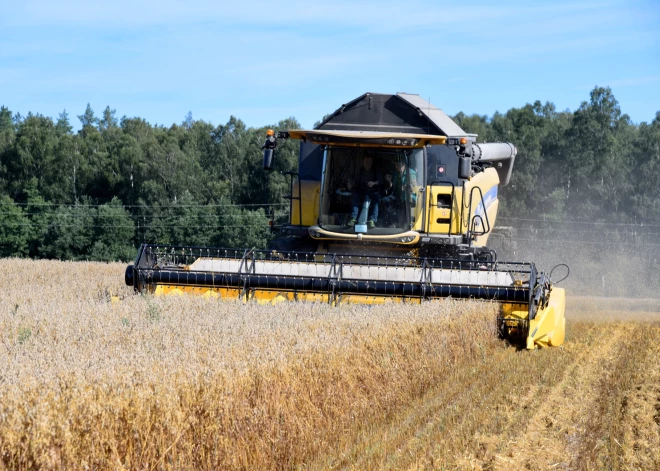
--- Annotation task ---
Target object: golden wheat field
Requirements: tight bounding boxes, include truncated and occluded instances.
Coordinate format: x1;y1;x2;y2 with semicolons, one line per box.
0;259;659;470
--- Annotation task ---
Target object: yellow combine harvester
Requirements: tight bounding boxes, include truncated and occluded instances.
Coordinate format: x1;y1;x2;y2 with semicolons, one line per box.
125;93;566;349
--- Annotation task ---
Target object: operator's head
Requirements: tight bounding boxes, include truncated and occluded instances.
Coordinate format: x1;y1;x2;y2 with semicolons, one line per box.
363;154;373;170
396;160;405;173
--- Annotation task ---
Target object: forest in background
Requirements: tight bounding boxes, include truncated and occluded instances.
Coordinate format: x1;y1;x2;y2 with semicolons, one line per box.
0;86;659;262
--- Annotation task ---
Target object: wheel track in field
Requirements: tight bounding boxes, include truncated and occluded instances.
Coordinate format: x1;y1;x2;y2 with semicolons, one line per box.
490;322;634;470
434;321;624;470
620;328;660;469
308;323;603;470
307;319;659;471
596;322;660;470
309;339;518;470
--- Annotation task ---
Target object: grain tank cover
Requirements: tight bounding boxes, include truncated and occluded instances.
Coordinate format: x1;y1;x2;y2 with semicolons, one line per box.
316;93;467;137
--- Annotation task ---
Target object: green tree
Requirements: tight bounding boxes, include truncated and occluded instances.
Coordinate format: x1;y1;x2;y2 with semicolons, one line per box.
5;114;59;200
42;201;95;260
631;112;660;222
118;117;160;204
90;198;136;261
23;179;51;257
0;106;15;193
140;201;168;245
99;106;118;132
159;191;217;247
114;134;145;205
55;110;73;135
211;116;249;202
0;195;30;257
78;103;98;128
492;104;546;216
562;86;632;219
214;204;271;249
49;133;90;203
139;126;204;204
76;104;117;202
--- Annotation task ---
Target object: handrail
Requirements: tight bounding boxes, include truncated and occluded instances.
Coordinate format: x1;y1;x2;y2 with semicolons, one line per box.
283;171;302;227
466;186;491;240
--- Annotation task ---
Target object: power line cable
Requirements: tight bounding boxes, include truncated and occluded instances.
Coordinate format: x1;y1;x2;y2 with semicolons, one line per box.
498;217;660;228
0;211;289;219
0;222;273;229
0;201;289;208
512;237;660;247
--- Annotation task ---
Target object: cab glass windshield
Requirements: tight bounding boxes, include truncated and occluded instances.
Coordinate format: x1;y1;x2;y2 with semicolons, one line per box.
318;147;425;234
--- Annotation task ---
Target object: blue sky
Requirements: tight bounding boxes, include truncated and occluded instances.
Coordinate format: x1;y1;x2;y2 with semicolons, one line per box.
1;0;659;129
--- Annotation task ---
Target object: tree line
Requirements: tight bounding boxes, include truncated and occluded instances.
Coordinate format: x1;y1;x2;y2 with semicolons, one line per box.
0;86;658;261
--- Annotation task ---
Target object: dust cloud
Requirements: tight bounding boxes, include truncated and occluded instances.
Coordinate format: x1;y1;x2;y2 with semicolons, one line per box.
490;222;660;301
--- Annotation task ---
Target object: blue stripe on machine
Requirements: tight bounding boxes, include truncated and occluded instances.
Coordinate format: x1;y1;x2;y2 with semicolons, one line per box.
475;186;498;218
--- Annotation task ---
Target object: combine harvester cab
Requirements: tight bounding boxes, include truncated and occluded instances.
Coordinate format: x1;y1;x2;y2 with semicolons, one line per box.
125;93;566;349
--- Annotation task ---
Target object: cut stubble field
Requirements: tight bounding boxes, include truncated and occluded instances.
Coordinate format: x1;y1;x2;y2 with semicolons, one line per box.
0;259;658;470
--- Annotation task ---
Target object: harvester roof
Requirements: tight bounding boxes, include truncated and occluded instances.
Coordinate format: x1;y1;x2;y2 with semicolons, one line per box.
315;92;469;138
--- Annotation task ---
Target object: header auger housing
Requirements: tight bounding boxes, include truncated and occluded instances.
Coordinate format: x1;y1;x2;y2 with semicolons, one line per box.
126;92;567;349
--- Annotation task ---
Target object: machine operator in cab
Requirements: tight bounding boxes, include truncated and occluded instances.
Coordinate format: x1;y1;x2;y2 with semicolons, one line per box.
346;154;383;228
381;159;417;227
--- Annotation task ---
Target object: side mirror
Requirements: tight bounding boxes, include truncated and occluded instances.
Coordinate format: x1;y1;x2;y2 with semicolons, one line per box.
262;130;277;170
